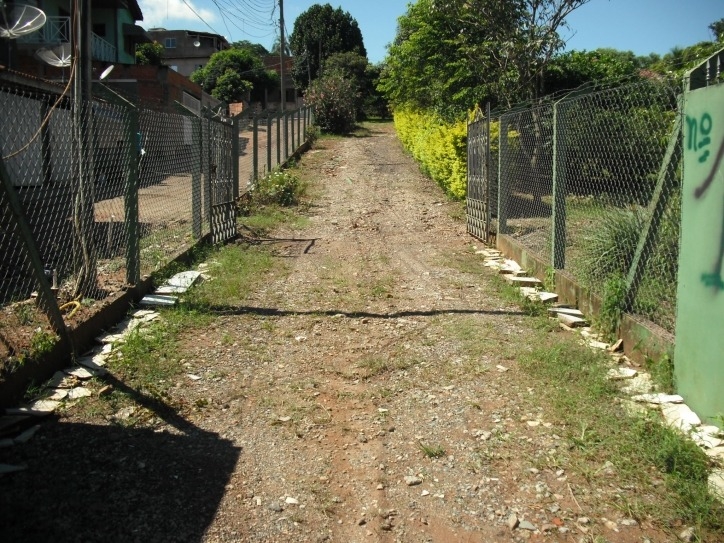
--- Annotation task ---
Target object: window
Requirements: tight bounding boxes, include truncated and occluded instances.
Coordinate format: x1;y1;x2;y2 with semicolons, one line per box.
165;38;176;48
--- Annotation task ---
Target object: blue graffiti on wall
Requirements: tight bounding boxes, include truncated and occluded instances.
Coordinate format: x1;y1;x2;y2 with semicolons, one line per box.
688;112;724;291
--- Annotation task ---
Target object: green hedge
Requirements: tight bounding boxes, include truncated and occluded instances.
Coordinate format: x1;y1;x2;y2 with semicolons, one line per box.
394;108;468;199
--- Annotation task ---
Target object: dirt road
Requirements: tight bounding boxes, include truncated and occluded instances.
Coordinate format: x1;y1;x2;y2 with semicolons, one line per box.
1;123;675;543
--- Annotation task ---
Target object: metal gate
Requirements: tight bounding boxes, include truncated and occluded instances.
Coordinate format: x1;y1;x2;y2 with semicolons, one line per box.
205;115;237;244
466;106;494;242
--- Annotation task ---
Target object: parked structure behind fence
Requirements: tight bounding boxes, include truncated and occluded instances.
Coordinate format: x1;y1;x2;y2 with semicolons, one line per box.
0;72;313;359
467;78;682;334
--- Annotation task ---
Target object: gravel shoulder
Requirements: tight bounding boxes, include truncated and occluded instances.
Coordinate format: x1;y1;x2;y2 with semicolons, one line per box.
1;123;679;543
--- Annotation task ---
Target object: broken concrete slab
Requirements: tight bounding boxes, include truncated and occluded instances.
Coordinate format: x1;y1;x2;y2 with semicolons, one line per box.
505;275;542;287
709;469;724;499
557;313;588;327
692;429;724;449
548;307;584;317
65;367;95;380
661;403;701;432
607;367;638;380
631;393;684;404
139;294;178;307
0;463;27;475
6;399;60;416
76;357;108;375
621;374;655;395
46;389;69;401
67;387;92;400
587;340;610;350
13;425;40;444
47;371;75;389
165;270;202;289
537;292;558;303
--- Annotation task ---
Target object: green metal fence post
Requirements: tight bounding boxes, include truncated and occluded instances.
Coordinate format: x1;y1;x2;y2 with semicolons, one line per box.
232;114;240;200
276;110;281;167
266;113;272;174
253;115;259;183
125;105;141;284
290;109;295;153
551;99;567;270
0;158;70;349
497;115;509;235
485;103;492;244
297;107;301;147
624;106;683;310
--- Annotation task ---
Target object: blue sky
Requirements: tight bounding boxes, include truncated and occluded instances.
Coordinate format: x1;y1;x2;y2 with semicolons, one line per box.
137;0;724;64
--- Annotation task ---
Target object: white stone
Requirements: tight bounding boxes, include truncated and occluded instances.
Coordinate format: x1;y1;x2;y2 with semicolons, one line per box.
166;271;202;289
607;367;638;380
661;403;701;432
65;367;95;380
708;469;724;499
139;294;178;307
285;497;299;505
67;387;92;400
631;393;684;404
13;425;41;444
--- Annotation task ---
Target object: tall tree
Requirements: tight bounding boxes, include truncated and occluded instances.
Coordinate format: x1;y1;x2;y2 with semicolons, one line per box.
710;18;724;42
288;3;366;90
230;40;269;56
379;0;524;118
190;48;277;103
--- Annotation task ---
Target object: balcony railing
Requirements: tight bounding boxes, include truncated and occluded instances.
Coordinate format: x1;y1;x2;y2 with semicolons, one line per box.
19;16;117;63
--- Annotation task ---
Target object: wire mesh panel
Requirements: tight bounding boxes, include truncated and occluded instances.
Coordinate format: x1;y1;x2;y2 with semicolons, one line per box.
466;110;488;241
235;110;255;193
206;116;236;244
498;103;555;263
557;80;681;332
137;107;201;276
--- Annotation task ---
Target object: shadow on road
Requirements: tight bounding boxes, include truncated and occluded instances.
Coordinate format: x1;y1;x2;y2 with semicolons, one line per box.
0;372;241;542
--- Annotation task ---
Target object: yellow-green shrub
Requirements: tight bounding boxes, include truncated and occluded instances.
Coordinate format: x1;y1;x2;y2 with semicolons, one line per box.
393;108;468;199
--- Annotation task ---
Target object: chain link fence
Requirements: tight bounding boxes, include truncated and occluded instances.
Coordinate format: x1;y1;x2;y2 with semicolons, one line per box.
468;78;682;333
1;74;313;362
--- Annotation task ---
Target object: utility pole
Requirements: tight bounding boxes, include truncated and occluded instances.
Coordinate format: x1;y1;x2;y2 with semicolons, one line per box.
279;0;285;113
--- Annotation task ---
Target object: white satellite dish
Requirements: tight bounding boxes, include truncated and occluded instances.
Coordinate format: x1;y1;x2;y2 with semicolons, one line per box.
0;3;47;39
193;38;201;47
36;42;72;67
99;64;115;80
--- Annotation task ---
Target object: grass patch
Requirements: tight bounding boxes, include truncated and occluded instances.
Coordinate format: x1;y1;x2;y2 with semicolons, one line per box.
519;335;724;539
419;442;446;459
184;244;285;308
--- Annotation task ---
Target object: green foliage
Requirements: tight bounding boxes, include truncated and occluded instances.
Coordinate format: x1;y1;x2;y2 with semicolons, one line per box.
419;442;446;458
544;48;642;94
380;0;592;117
190;48;277;103
519;337;724;537
289;3;367;91
135;41;164;66
230;40;269;56
305;71;358;134
710;18;724;42
252;169;304;207
650;39;724;78
211;69;253;103
394;108;467;199
29;329;57;359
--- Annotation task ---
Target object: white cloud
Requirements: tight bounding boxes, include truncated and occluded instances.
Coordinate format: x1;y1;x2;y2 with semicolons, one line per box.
139;0;217;29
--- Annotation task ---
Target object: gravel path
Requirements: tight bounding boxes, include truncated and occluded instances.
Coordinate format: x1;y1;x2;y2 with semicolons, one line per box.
1;123;673;543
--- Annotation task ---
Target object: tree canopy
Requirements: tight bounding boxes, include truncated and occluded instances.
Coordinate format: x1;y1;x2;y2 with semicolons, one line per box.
190;48;277;104
230;40;269;57
288;3;367;90
379;0;592;119
135;41;164;66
